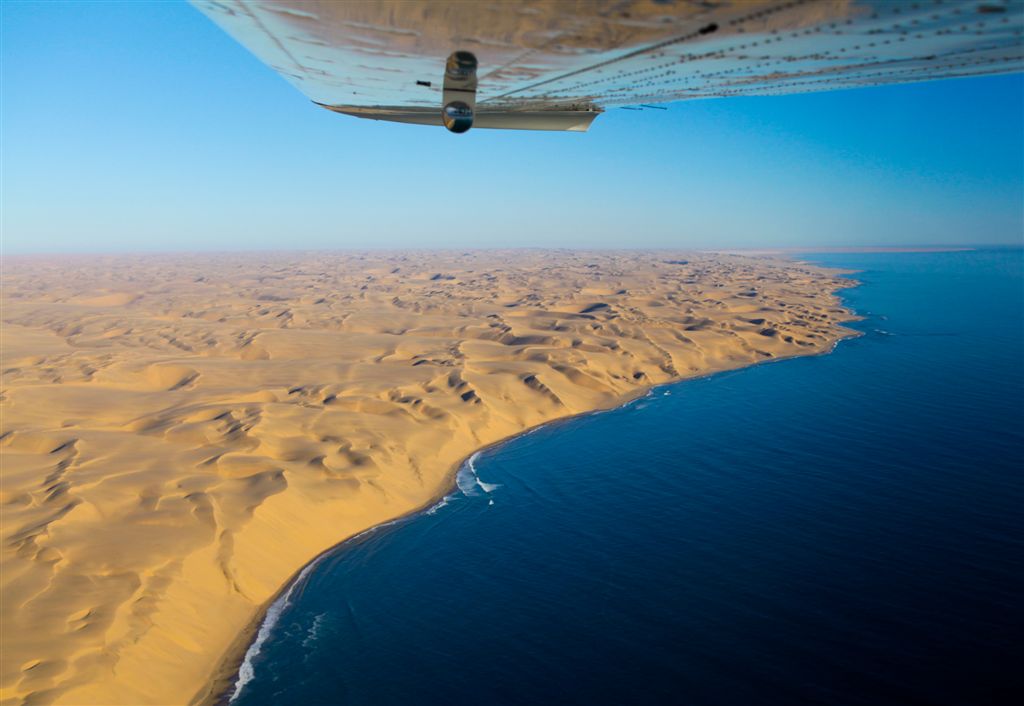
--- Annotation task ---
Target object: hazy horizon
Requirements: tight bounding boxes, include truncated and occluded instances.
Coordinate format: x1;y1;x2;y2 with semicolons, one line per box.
3;244;1021;259
3;1;1023;254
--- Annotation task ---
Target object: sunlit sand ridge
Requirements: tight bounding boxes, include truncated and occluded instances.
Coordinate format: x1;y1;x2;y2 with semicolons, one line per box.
1;250;855;705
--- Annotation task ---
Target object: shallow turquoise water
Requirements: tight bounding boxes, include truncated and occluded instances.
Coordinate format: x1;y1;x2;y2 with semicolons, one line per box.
230;250;1023;706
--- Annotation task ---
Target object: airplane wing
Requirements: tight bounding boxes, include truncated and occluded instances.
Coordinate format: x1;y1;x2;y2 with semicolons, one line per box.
192;0;1024;132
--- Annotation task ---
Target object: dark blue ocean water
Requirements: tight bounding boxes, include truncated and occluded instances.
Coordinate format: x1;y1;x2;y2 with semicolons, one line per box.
230;250;1023;706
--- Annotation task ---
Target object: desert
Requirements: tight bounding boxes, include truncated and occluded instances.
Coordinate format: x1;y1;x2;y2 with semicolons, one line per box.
1;250;855;705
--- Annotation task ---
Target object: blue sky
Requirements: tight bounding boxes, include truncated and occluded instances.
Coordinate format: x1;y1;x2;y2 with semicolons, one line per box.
2;1;1022;253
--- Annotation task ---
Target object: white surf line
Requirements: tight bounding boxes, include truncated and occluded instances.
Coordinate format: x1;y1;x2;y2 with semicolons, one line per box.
425;494;452;515
229;556;322;702
220;419;570;700
229;451;500;701
458;451;501;494
228;514;410;702
227;327;861;701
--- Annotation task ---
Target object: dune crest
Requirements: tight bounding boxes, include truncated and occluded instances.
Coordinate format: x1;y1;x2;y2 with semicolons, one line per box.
1;250;855;705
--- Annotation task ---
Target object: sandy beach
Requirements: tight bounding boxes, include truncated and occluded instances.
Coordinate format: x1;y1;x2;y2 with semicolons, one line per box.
1;250;856;705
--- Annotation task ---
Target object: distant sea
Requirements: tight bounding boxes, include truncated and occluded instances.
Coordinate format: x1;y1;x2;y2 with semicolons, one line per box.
228;250;1024;706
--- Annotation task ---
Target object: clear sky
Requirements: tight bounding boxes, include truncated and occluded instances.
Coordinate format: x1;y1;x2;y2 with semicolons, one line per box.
2;1;1022;253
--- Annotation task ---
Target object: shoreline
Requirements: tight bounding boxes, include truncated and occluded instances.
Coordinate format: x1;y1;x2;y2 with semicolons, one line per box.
2;249;863;705
195;381;659;706
199;272;864;706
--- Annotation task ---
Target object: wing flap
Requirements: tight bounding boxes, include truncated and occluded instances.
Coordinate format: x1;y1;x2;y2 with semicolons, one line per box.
319;105;601;132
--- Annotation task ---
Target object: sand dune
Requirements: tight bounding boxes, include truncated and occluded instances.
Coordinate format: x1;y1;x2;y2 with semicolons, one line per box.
0;250;856;705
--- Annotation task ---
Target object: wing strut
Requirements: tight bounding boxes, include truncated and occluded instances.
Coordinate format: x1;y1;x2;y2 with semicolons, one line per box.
441;51;478;134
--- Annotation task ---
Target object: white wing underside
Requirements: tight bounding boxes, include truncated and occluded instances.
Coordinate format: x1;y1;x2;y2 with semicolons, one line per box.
193;0;1024;131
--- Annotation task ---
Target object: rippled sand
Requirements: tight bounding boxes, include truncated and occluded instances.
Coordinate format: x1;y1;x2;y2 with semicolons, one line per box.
1;250;855;705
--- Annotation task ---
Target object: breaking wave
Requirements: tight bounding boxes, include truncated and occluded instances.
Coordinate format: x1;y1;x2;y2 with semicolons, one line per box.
426;495;451;515
458;452;500;495
230;434;516;700
230;515;407;701
302;613;328;649
230;556;324;702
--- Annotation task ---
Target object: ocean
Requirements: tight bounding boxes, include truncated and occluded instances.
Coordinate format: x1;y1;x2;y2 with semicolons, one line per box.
228;250;1023;706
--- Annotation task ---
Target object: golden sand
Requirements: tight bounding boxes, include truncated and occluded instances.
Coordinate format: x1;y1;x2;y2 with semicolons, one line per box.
1;250;855;705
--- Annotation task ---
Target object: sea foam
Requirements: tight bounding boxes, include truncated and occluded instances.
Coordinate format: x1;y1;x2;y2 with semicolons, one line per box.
232;443;502;699
459;452;501;494
229;556;323;702
230;516;406;701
